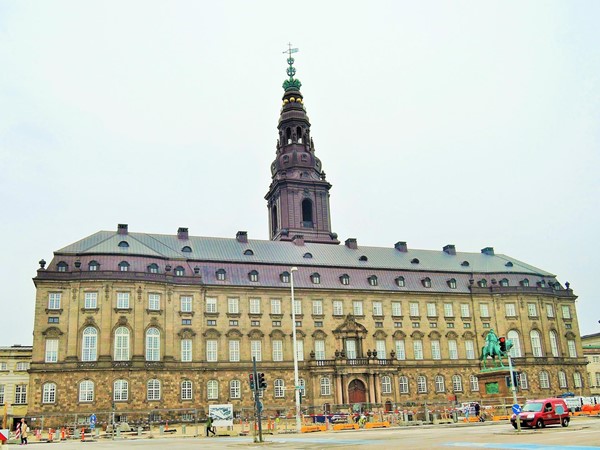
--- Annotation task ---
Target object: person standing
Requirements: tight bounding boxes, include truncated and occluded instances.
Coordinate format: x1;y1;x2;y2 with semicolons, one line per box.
475;403;481;419
205;416;216;437
20;418;28;445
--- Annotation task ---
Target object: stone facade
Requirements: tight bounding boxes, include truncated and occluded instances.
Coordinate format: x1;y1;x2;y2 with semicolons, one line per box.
582;332;600;396
0;345;32;427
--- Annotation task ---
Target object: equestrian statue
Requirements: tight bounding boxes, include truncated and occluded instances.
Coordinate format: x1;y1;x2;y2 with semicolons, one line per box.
480;329;513;369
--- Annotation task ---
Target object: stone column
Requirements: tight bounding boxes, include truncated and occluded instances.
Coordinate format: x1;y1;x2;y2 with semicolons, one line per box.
375;373;382;403
368;373;375;404
335;372;343;405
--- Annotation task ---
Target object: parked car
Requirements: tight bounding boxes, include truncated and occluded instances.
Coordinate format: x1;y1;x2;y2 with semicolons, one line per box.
511;398;570;429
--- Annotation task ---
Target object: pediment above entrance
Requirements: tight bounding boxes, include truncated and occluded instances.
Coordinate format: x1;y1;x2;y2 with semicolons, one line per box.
333;314;368;338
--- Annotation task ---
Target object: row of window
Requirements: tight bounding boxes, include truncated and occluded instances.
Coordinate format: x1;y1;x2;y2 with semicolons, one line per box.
45;326;578;363
57;261;188;276
0;384;27;405
0;362;29;371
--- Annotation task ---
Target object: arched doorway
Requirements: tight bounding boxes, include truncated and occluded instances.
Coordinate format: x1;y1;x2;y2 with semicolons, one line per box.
347;379;367;404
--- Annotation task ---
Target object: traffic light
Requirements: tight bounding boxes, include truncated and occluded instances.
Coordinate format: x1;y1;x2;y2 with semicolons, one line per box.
249;373;255;391
499;336;507;353
258;372;267;389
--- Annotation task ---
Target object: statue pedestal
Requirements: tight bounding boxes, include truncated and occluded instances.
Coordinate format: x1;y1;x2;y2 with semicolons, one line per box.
478;369;511;399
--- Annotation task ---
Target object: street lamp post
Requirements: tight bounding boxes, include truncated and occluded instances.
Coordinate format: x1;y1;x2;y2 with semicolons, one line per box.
290;267;302;433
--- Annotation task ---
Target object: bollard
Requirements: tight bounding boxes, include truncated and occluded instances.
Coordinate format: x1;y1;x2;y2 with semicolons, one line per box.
116;427;121;439
159;425;164;435
137;427;142;436
74;428;80;439
182;424;186;435
81;427;85;442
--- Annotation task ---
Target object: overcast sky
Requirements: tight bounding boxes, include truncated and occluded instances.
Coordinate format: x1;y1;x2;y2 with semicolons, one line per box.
1;1;599;345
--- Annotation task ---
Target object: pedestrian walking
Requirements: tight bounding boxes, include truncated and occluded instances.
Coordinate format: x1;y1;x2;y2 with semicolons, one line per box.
20;418;28;445
205;416;216;437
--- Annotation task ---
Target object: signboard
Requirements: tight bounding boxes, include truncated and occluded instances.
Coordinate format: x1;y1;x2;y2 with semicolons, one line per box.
208;404;233;428
0;429;9;442
512;404;521;415
89;414;97;430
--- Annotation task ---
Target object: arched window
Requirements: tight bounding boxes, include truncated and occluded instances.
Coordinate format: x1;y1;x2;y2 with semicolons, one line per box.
417;376;427;393
452;375;463;392
469;375;479;392
42;382;56;403
145;327;160;361
558;371;568;388
286;127;292;144
500;278;509;287
114;379;128;401
340;274;350;285
181;380;193;400
479;279;487;288
114;327;130;361
147;379;161;400
539;371;550;389
435;375;445;393
530;330;543;357
181;246;192;253
303;252;313;259
549;330;560;357
573;372;583;388
422;277;431;288
368;275;378;286
296;126;302;142
88;261;99;271
507;330;522;358
274;379;285;398
249;270;259;282
301;199;313;226
79;380;94;402
399;376;409;394
119;261;129;272
216;269;226;281
280;271;290;283
118;241;129;248
175;266;185;276
207;380;218;400
230;380;241;399
448;278;457;289
521;278;530;287
244;249;254;256
148;263;159;274
271;205;278;233
381;375;392;394
82;327;97;361
57;261;68;272
519;372;529;390
311;273;320;284
396;276;405;287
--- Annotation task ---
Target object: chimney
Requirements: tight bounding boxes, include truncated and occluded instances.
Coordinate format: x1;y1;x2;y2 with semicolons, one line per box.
394;241;408;252
177;227;189;240
236;231;248;243
292;235;305;246
118;224;128;235
345;238;358;249
481;247;495;256
443;244;456;255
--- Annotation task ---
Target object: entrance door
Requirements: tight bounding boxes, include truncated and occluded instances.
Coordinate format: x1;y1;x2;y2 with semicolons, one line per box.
348;379;367;404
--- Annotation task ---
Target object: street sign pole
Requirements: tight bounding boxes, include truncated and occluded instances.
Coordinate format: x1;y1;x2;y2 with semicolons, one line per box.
508;355;521;432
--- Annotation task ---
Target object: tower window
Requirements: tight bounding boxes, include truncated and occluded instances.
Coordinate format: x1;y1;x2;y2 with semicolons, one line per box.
297;126;302;143
286;127;292;144
271;205;278;233
301;199;313;227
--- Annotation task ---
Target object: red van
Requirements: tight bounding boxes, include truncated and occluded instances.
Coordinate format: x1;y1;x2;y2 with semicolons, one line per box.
511;398;570;429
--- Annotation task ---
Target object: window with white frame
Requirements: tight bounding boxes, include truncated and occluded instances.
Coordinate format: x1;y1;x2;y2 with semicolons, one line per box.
345;340;357;359
207;380;218;400
452;375;463;392
82;327;97;361
84;292;97;309
470;375;479;391
376;340;386;359
479;303;489;317
426;303;437;317
249;298;261;314
546;304;555;318
271;298;282;314
333;300;343;316
181;339;192;362
399;376;409;393
42;383;56;403
79;380;94;402
48;293;61;309
315;340;325;360
435;375;445;392
410;302;420;317
530;330;543;357
14;385;26;404
0;362;6;371
567;340;577;358
508;330;522;357
272;340;283;361
527;303;538;317
228;340;240;362
228;297;239;314
392;302;402;316
180;296;192;312
561;305;571;319
206;297;217;313
431;340;441;360
395;340;406;360
117;292;129;309
274;379;285;398
549;331;560;357
294;299;302;315
146;327;160;361
148;293;160;311
417;376;427;393
296;340;304;361
373;301;383;316
181;380;193;400
558;371;568;388
443;303;453;317
251;340;262;361
520;372;528;390
447;339;458;359
114;327;130;361
413;340;423;360
353;300;363;316
539;371;550;389
320;377;331;396
505;303;516;317
229;380;241;399
114;379;128;401
206;340;218;362
464;340;475;360
460;304;470;318
16;362;28;371
147;379;161;400
312;300;323;315
45;339;58;363
381;376;392;394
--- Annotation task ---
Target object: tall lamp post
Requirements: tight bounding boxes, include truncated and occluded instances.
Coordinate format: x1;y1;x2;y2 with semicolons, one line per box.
290;267;302;433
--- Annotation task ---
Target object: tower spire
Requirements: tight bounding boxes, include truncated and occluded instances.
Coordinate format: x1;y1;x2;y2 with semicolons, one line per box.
265;48;339;245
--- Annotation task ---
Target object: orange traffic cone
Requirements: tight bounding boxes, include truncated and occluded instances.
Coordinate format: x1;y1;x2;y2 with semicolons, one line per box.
81;427;85;442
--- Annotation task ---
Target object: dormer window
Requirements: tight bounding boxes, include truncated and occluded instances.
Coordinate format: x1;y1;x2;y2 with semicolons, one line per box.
311;273;321;284
182;246;192;253
340;274;350;285
57;261;68;272
175;266;185;277
368;275;378;286
521;278;529;287
118;241;129;248
119;261;130;272
537;280;546;288
148;263;159;274
422;277;432;288
461;261;470;267
396;276;405;287
303;252;313;259
89;261;99;271
499;278;509;287
448;278;457;289
411;258;420;264
359;255;368;262
216;269;226;281
244;249;254;256
249;270;259;282
478;279;488;288
280;271;290;283
505;261;513;267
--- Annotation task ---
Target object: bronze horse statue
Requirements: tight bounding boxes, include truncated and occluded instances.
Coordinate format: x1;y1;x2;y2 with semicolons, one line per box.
480;329;513;369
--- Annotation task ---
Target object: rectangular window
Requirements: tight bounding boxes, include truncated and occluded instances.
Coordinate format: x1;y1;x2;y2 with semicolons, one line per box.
373;301;383;316
312;300;323;315
271;298;282;314
431;340;441;360
392;302;402;317
395;340;406;360
14;385;27;404
375;321;384;328
562;305;571;319
206;340;218;362
520;372;528;390
399;377;409;394
272;320;281;327
413;340;423;360
394;322;402;328
314;321;323;327
409;302;419;317
315;340;325;360
251;320;260;327
449;339;459;360
272;340;283;361
148;293;160;310
229;320;238;326
229;340;240;362
333;300;343;316
16;362;29;371
0;385;4;404
0;363;7;371
505;303;516;317
465;340;475;359
527;303;538;317
567;340;577;358
345;340;357;359
479;303;489;317
251;340;262;362
546;304;555;318
460;304;470;318
206;297;217;313
249;298;261;314
207;320;216;326
296;340;304;361
444;303;453;318
426;303;437;317
182;319;191;325
181;339;192;362
228;297;239;314
48;317;59;324
376;340;386;359
84;292;97;309
180;296;192;312
117;292;129;309
353;301;363;316
293;299;302;315
45;339;59;363
48;293;61;309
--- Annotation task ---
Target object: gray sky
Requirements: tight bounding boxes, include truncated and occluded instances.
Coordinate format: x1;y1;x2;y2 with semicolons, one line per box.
1;1;599;345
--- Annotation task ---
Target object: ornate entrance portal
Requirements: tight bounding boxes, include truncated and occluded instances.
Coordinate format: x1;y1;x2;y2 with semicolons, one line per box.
348;379;367;404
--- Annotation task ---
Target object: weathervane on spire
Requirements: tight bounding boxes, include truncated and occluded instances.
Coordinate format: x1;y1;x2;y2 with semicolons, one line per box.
282;43;302;91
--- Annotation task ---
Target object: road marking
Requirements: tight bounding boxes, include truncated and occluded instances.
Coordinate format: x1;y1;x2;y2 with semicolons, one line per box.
445;443;600;450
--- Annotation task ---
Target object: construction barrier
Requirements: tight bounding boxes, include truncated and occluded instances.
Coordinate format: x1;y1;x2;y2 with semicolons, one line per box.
365;421;390;429
492;415;511;421
301;425;326;433
332;423;359;431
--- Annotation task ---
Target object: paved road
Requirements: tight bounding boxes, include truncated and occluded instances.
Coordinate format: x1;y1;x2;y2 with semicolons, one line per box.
14;417;600;449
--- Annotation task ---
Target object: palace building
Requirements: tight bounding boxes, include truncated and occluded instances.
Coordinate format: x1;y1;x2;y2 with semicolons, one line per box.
28;57;589;417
